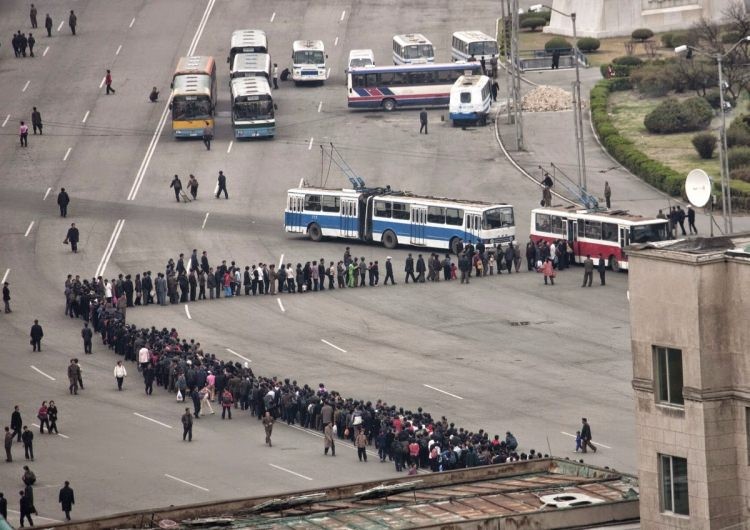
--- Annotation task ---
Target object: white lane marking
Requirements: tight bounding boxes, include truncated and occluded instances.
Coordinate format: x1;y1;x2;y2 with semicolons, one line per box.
1;269;9;283
82;110;90;123
22;80;30;92
115;44;122;55
327;67;331;78
277;297;285;312
270;12;276;22
226;348;251;363
317;101;322;113
186;0;215;55
214;181;219;195
31;424;69;439
201;212;210;229
278;254;284;268
298;177;304;188
184;304;192;319
94;219;125;278
129;17;135;28
30;365;56;381
99;76;106;88
269;463;313;481
165;474;209;491
43;187;51;200
133;412;173;429
308;137;313;150
24;221;34;237
321;339;346;353
227;140;233;153
2;114;9;127
7;509;61;523
334;36;339;47
340;10;346;21
43;46;49;56
63;147;72;161
57;20;64;31
423;384;463;400
561;431;613;449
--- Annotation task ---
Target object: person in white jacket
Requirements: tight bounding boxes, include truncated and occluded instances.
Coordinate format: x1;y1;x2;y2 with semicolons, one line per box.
113;361;127;391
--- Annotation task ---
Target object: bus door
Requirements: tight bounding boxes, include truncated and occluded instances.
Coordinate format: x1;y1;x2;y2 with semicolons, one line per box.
287;195;304;232
410;206;427;245
340;199;358;238
619;225;630;249
465;213;481;243
567;218;578;264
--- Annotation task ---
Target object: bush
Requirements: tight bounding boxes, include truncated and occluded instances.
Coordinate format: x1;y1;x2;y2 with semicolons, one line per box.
632;28;654;41
608;77;633;91
730;167;750;183
728;146;750;170
545;37;572;53
521;16;546;31
691;132;717;159
577;37;601;52
670;32;697;48
630;65;674;97
613;56;643;66
682;96;713;125
727;117;750;148
661;32;675;48
703;89;721;109
520;9;551;23
643;97;712;133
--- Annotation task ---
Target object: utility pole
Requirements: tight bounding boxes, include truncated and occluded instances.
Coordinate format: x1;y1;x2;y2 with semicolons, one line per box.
571;13;586;192
510;0;524;150
500;0;511;124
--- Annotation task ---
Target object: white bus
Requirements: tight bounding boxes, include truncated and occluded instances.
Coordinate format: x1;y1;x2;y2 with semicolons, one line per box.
347;49;375;72
227;29;268;67
451;31;498;62
230;77;275;138
449;75;491;125
392;34;435;65
291;40;327;84
230;53;272;81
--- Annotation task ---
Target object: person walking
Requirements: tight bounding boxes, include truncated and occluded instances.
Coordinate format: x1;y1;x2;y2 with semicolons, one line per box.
19;121;29;147
604;181;612;209
262;411;274;446
36;403;49;433
4;427;13;462
68;10;77;35
3;282;11;313
67;359;79;395
187;174;199;200
57;188;69;217
419;109;428;134
29;320;43;352
105;69;115;94
404;253;416;283
383;256;396;285
542;257;555;285
21;427;33;461
582;255;594;287
215;171;228;199
169;175;183;202
597;254;606;286
324;422;335;456
27;33;35;57
58;481;74;521
11;406;22;442
18;489;33;527
30;108;43;136
687;206;697;234
113;361;126;390
202;121;212;150
355;428;368;462
272;63;279;89
181;408;193;442
30;4;38;28
220;389;233;419
44;13;52;37
81;323;92;354
64;223;79;253
47;402;58;434
580;417;597;453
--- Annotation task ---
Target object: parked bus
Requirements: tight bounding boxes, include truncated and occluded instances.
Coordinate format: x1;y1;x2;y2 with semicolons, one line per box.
170;56;217;137
230;77;275;138
230;53;272;81
392;34;435;65
227;29;268;67
347;49;375;72
529;206;674;271
348;62;482;111
451;31;498;62
285;186;514;252
449;75;491;125
291;40;327;84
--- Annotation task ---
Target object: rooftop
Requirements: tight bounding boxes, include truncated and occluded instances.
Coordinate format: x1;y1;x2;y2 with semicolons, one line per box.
629;233;750;261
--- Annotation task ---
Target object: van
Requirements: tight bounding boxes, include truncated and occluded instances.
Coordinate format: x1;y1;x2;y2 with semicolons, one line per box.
347;49;375;72
449;75;491;125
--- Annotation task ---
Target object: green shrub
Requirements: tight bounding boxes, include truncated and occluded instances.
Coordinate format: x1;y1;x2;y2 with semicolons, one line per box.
728;146;750;170
577;37;601;52
632;28;654;41
670;32;697;48
521;16;546;31
520;9;551;23
630;65;674;97
722;31;743;44
727;118;750;147
703;89;721;109
613;56;643;66
643;97;711;134
608;77;633;91
691;132;717;159
682;96;713;126
730;167;750;183
660;32;675;48
545;37;572;52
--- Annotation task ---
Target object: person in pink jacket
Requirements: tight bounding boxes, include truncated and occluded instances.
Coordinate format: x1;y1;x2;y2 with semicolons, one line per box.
542;258;555;286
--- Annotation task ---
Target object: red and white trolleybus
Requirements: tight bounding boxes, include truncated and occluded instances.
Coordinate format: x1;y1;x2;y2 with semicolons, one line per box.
530;206;674;271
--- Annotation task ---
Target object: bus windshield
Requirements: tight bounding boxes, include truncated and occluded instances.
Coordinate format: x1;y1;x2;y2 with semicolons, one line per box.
294;50;324;64
483;207;514;229
403;45;434;59
350;58;373;68
234;99;274;120
172;96;212;120
630;222;671;243
468;41;498;56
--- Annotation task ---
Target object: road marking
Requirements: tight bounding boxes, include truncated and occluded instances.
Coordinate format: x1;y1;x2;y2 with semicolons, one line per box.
43;46;49;57
423;384;463;400
308;137;313;150
99;76;106;88
334;36;339;47
227;140;233;154
43;187;51;200
214;181;219;195
24;221;34;237
1;269;9;283
129;17;135;28
277;297;285;312
340;10;346;21
57;20;64;31
269;464;313;481
278;253;284;268
133;412;173;429
270;12;276;22
317;101;322;113
63;147;72;161
31;424;69;439
561;431;613;449
321;339;346;353
22;80;30;92
7;509;61;523
226;348;251;363
2;115;9;127
82;110;90;123
184;304;192;319
327;67;331;79
95;219;125;278
115;44;122;56
30;365;55;381
165;474;209;491
201;212;210;229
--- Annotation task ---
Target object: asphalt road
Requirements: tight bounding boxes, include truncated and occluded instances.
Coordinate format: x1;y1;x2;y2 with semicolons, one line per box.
1;0;637;522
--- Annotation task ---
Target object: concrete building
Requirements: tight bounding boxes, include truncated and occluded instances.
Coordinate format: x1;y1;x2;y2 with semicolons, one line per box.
545;0;743;38
628;236;750;529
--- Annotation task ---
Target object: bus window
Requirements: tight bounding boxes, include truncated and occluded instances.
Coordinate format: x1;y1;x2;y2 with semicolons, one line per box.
583;220;602;239
460;92;471;103
392;202;409;220
602;222;618;242
446;208;463;226
374;200;392;218
484;207;514;229
321;195;340;212
304;194;322;211
427;206;445;224
631;223;670;243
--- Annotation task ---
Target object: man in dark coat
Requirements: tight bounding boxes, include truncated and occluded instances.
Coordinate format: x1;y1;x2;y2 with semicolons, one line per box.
170;175;183;202
19;489;34;527
0;491;7;520
383;257;395;285
11;406;22;442
56;188;69;217
404;253;416;283
597;254;606;286
58;481;74;520
200;251;210;274
81;323;93;354
21;427;33;461
31;107;42;135
44;14;52;37
580;417;597;453
65;223;79;253
415;254;426;282
3;282;10;313
30;320;43;352
68;10;77;35
122;274;134;307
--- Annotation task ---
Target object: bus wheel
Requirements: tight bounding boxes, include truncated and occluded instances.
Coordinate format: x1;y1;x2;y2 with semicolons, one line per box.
382;230;398;249
609;255;620;272
450;237;461;255
382;98;396;112
308;223;322;242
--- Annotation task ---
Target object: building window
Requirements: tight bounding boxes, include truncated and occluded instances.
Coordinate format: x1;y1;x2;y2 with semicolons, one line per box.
660;454;689;515
654;346;684;406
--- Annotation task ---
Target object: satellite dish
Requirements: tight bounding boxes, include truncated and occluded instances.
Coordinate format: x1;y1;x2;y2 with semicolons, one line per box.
685;169;712;207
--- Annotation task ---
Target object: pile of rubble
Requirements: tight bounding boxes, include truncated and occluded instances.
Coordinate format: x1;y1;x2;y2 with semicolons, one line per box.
521;85;575;112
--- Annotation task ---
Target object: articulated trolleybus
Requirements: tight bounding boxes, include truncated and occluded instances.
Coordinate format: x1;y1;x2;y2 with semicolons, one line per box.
286;185;515;253
530;206;674;271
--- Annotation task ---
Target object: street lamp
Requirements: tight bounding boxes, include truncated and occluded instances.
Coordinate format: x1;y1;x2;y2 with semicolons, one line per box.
675;36;750;234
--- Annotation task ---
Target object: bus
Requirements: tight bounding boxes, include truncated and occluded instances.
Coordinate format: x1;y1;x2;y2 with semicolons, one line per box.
285;186;515;253
392;34;435;65
227;29;268;67
292;40;327;84
230;53;272;81
230;77;275;138
451;31;498;62
347;62;482;111
170;56;217;137
529;206;674;271
449;75;491;125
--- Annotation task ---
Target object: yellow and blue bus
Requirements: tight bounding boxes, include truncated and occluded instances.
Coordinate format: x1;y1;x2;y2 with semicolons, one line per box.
170;56;217;137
